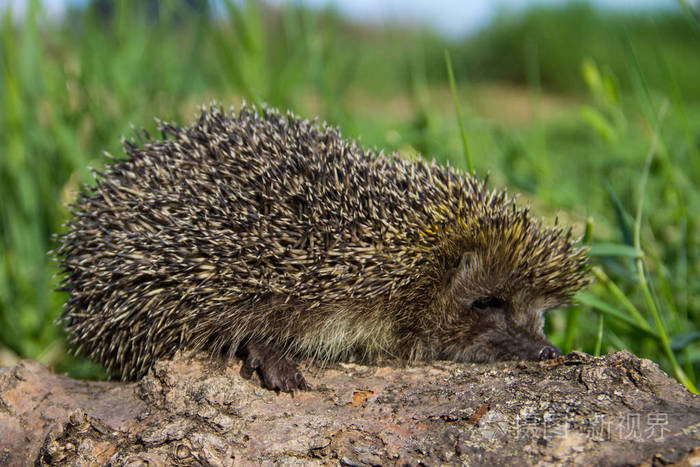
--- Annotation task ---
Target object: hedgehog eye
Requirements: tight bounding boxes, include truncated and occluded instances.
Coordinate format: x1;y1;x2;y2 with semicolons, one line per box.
472;297;504;313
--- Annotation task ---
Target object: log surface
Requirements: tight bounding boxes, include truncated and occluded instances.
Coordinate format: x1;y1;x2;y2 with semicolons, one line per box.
1;350;699;465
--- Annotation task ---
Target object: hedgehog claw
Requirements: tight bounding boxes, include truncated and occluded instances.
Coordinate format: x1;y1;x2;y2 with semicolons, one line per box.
241;342;309;392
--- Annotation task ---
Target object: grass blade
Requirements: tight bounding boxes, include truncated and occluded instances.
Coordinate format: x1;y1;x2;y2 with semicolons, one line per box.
633;99;697;393
444;50;473;174
588;243;643;258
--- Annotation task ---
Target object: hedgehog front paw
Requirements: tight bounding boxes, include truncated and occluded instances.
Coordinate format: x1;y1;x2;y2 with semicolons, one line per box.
240;342;308;392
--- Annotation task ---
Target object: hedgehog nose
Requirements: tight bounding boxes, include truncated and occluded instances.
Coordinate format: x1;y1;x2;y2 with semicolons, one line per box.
538;344;562;361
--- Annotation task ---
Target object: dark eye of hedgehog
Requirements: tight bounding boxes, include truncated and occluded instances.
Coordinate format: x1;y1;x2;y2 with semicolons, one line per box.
471;297;504;313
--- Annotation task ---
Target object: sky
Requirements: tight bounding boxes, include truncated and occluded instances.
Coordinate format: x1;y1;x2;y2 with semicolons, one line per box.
0;0;682;37
289;0;679;37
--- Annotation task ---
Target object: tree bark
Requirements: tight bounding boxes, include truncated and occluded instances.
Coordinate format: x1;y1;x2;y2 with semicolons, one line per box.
1;350;698;465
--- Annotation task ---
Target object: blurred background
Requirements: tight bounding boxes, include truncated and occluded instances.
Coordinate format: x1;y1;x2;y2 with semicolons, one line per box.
0;0;698;391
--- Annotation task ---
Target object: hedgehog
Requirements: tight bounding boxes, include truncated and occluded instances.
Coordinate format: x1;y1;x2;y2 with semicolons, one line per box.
55;104;589;392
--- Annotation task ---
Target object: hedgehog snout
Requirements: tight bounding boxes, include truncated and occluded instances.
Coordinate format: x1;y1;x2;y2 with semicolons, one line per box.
513;336;562;362
474;310;560;362
538;344;562;361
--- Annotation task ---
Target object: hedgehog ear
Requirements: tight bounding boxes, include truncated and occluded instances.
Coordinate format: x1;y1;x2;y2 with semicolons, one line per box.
443;251;475;288
458;251;475;271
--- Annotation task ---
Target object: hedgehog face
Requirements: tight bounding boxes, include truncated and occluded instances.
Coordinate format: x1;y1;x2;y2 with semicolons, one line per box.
436;250;565;363
443;294;562;362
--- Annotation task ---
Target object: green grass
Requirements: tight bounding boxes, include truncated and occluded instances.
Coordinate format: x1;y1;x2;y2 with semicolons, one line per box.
0;0;698;392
